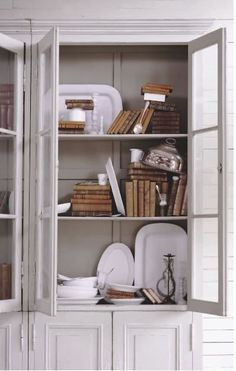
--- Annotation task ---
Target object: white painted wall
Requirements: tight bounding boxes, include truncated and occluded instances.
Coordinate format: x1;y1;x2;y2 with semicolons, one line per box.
0;0;233;20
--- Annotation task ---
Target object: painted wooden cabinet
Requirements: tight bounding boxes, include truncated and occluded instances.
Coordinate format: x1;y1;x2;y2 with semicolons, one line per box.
0;19;231;371
29;310;198;370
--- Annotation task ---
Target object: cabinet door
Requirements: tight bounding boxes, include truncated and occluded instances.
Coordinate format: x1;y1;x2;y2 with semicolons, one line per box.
0;312;27;370
0;33;24;313
35;28;59;316
188;29;227;315
30;311;112;370
113;311;193;370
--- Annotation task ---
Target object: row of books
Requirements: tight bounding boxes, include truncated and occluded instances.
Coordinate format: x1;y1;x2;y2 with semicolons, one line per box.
71;182;112;217
0;84;14;131
125;180;156;217
0;191;10;214
0;263;11;300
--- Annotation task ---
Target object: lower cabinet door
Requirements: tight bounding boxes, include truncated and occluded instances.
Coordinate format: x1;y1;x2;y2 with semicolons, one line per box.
30;311;112;370
0;312;27;370
113;311;193;370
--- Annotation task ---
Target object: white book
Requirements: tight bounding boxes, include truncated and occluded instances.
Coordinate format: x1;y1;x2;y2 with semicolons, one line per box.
144;92;166;102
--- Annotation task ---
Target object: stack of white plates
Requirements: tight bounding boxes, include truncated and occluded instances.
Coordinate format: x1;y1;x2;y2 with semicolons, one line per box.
57;276;98;299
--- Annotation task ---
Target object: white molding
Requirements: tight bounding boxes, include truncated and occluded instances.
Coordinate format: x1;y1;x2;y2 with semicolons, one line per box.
0;18;215;36
0;324;11;369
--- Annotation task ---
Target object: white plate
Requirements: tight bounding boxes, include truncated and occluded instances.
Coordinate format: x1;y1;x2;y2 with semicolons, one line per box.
134;223;187;303
97;242;134;296
57;296;103;305
107;283;141;293
59;84;123;133
57;285;98;298
106;157;125;215
105;297;145;305
57;203;71;214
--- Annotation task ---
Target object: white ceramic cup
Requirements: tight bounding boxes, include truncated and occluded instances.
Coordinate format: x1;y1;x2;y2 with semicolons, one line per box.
68;108;86;122
130;148;144;163
97;173;108;185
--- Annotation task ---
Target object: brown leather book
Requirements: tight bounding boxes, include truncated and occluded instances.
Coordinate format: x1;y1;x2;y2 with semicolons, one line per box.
149;182;156;217
73;190;110;196
71;198;112;205
130;175;168;182
141;108;155;134
72;203;112;212
173;175;187;216
113;111;131;134
0;263;11;300
138;180;144;217
167;176;180;216
72;194;110;200
125;181;134;217
133;180;138;217
107;110;123;134
118;111;134;134
180;185;188;216
73;183;110;191
72;211;112;217
144;180;150;217
122;111;141;134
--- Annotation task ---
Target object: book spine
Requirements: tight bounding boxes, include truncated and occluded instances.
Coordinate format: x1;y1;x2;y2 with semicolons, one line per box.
149;182;156;217
144;180;150;217
167;176;179;216
133;180;138;217
71;204;112;212
72;211;112;217
180;186;188;216
73;190;110;195
141;288;155;304
138;180;144;217
73;184;110;191
0;263;11;300
72;194;110;200
125;181;134;217
107;110;123;134
173;175;187;216
71;198;112;205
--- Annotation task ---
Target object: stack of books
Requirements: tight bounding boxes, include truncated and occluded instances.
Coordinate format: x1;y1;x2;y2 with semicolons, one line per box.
149;101;176;112
65;99;94;110
58;120;85;134
167;175;187;216
0;84;14;131
0;263;11;300
141;83;173;103
106;288;135;299
128;162;168;182
71;182;112;217
136;288;162;304
0;191;10;213
151;111;181;134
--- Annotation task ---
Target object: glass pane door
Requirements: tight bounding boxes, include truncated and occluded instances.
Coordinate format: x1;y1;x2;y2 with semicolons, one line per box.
188;29;226;316
0;33;24;313
35;28;58;316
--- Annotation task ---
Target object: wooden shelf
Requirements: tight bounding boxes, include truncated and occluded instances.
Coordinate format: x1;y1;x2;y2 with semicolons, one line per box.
58;216;187;221
57;302;188;312
0;214;16;219
58;134;188;141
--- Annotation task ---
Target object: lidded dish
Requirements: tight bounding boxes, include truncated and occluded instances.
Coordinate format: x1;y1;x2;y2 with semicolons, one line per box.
142;138;183;173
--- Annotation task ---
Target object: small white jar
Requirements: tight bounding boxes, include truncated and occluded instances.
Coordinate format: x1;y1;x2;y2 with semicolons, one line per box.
68;108;86;122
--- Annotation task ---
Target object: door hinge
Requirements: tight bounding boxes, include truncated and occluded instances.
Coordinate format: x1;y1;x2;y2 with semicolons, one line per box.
20;324;24;352
23;64;26;92
32;324;36;351
218;163;223;174
190;323;194;352
21;261;24;289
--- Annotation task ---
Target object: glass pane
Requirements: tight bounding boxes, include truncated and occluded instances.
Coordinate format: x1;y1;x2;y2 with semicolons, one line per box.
41;134;52;210
0;138;15;214
0;220;14;300
40;47;52;131
192;218;218;302
37;216;52;300
193;44;218;130
0;47;15;131
193;130;218;214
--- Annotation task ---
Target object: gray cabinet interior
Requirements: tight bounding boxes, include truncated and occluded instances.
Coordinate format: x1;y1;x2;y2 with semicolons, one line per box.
57;44;188;279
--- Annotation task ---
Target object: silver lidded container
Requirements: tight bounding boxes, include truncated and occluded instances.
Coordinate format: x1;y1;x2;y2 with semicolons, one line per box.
142;138;183;173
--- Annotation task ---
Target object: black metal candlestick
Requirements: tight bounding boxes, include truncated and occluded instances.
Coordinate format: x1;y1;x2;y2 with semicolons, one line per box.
156;253;176;304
